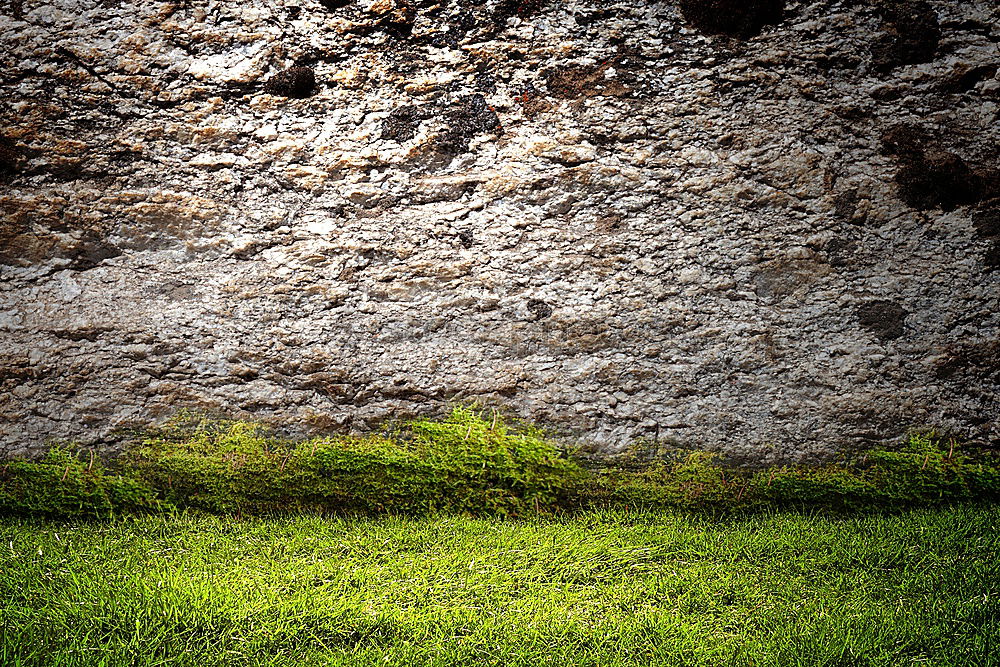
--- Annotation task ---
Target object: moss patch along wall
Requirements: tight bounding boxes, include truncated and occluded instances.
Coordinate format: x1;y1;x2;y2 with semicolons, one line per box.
1;0;998;461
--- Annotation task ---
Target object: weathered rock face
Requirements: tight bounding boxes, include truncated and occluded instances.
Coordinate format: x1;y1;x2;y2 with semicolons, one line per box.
1;0;998;462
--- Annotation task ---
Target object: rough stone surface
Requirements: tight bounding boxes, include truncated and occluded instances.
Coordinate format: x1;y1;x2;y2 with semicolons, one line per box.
1;0;999;463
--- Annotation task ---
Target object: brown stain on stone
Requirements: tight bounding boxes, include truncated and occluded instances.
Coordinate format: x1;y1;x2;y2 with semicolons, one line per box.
546;63;629;99
753;254;832;302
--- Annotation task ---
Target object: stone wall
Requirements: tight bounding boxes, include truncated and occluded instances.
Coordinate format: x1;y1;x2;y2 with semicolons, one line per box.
1;0;998;461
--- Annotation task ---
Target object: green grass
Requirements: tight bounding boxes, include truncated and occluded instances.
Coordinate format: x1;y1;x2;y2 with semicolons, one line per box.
2;506;998;666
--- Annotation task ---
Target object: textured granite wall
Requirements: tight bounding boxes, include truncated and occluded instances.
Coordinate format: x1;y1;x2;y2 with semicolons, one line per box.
1;0;998;461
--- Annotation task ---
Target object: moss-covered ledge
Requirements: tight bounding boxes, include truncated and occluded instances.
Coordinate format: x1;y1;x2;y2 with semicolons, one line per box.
2;407;998;519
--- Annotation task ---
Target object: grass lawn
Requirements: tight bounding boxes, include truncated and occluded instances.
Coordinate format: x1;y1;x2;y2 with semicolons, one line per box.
1;506;997;666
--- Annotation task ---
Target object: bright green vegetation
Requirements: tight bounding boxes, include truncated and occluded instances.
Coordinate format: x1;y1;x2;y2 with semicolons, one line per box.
2;506;997;666
2;407;999;519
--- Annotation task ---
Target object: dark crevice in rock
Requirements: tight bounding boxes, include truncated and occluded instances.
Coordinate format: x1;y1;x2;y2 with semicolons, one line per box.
54;46;124;96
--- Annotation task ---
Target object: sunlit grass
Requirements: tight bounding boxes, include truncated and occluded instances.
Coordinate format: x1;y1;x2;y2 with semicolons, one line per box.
2;506;997;666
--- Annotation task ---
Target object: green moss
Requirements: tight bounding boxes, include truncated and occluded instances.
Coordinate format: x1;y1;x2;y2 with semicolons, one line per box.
0;446;164;518
1;412;998;519
598;432;1000;512
125;406;582;516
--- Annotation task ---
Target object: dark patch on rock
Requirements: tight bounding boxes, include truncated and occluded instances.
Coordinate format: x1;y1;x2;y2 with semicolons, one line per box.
678;0;785;39
833;189;860;222
427;6;480;48
895;149;981;211
50;326;111;342
880;123;930;158
983;241;1000;270
881;124;986;211
872;1;940;72
424;0;546;48
973;203;1000;239
0;356;36;392
935;340;1000;381
457;229;474;248
831;104;871;121
474;72;498;94
813;50;863;72
108;149;143;166
67;238;122;270
493;0;547;21
263;66;316;98
380;13;415;38
0;135;22;175
856;300;907;341
753;256;830;301
0;218;32;266
365;0;415;38
976;205;1000;269
435;94;502;156
979;169;1000;202
318;0;351;9
940;64;998;94
4;0;25;18
381;105;426;142
573;5;614;27
823;237;857;267
868;84;904;102
528;298;552;320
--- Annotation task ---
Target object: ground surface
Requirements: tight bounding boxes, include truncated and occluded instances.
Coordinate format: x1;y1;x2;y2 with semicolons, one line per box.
2;506;997;666
2;0;999;460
